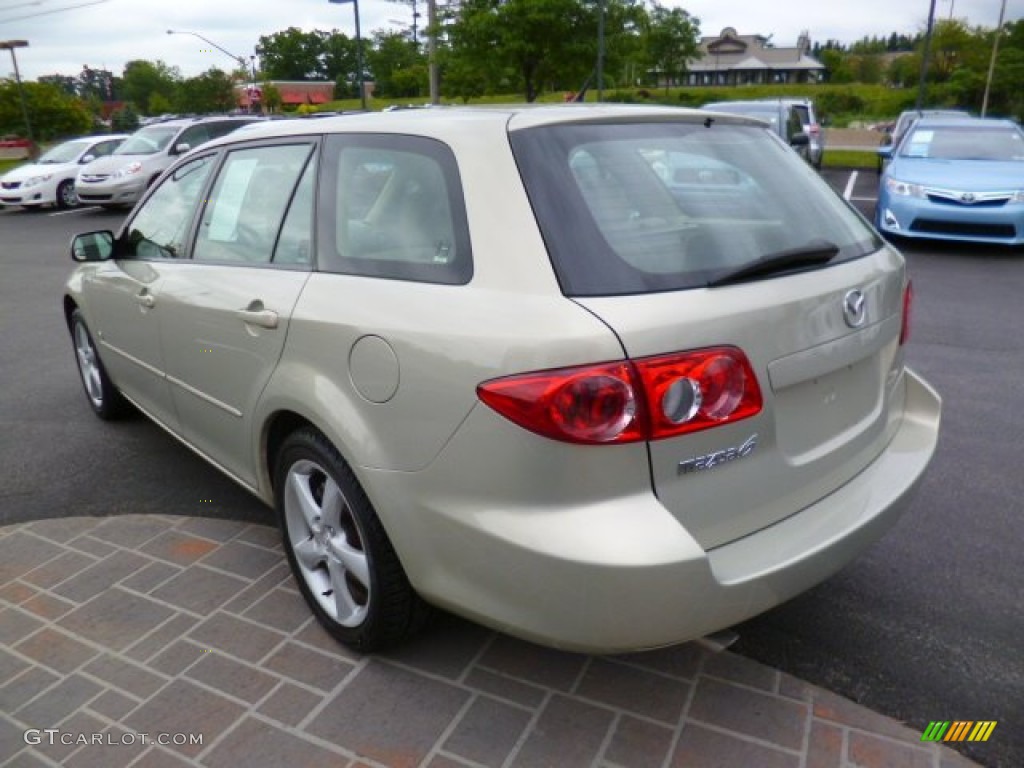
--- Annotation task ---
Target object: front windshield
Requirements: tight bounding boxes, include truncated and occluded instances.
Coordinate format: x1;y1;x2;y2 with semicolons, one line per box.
38;141;88;164
115;127;178;156
899;125;1024;161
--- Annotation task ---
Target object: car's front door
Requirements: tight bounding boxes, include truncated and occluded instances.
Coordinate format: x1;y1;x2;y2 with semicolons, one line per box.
82;153;216;431
157;142;317;487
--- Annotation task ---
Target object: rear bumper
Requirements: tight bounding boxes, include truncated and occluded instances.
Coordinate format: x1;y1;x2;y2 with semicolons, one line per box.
363;368;941;653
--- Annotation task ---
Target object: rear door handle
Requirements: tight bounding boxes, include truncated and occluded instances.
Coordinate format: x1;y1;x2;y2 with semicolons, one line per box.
236;307;279;329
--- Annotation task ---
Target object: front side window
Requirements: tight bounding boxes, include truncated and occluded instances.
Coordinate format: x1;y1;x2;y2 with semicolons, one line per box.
511;121;880;296
122;155;214;260
193;143;315;265
318;134;472;284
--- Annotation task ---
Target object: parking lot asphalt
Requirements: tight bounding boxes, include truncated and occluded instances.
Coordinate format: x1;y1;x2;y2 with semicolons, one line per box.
2;170;1020;767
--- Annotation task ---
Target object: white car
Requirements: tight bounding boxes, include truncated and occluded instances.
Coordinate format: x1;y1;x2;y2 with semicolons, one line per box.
0;135;128;209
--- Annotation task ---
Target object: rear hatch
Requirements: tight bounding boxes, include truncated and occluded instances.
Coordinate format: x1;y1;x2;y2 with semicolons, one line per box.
509;113;908;549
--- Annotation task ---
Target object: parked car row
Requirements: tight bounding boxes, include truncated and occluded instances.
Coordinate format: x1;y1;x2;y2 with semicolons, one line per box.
63;104;940;653
876;114;1024;246
701;98;826;169
1;116;258;211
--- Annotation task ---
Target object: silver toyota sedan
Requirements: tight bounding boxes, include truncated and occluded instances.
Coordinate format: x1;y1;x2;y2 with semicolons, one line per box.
63;105;941;653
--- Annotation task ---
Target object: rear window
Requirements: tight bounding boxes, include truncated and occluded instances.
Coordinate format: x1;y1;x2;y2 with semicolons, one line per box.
510;121;880;296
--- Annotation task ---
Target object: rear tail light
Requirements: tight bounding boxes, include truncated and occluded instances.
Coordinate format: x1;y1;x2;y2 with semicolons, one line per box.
477;347;762;444
808;122;821;136
900;280;913;345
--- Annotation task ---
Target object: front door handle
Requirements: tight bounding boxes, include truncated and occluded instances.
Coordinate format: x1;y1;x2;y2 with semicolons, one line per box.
236;307;279;329
134;292;155;309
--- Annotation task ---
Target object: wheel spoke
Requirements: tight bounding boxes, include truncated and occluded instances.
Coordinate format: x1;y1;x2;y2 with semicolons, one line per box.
332;537;370;590
293;536;325;572
327;557;363;625
318;476;345;529
287;468;322;532
87;366;103;401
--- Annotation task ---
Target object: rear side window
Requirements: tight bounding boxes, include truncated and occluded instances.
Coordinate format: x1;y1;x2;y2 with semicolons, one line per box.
317;134;472;284
510;121;880;296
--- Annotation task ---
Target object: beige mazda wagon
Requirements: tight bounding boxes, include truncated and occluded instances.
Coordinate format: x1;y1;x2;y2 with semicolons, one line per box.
63;105;941;653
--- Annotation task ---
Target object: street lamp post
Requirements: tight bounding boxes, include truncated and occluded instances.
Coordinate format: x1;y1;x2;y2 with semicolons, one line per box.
166;29;256;112
0;40;34;146
328;0;367;111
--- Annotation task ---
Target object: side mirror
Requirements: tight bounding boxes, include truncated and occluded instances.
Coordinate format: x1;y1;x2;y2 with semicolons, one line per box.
79;154;95;165
173;142;191;155
71;231;115;262
877;146;894;160
790;132;810;147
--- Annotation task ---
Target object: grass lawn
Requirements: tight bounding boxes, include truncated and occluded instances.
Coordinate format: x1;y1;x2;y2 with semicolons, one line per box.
0;158;24;175
823;149;879;170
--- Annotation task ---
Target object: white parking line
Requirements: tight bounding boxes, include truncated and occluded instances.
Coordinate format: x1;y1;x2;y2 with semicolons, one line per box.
843;171;859;201
49;206;100;217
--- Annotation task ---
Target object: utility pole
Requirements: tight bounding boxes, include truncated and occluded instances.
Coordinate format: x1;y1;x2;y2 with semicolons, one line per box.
597;0;605;101
981;0;1008;117
328;0;367;110
0;40;33;145
428;0;439;104
915;0;938;110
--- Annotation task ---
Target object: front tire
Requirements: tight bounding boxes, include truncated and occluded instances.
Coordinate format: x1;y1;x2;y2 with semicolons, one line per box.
274;427;428;651
70;309;128;419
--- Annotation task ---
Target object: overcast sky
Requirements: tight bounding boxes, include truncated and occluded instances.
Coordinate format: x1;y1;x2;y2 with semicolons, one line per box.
1;0;1021;82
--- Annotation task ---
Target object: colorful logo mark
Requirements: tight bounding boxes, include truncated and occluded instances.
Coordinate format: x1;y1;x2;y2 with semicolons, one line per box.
921;721;997;743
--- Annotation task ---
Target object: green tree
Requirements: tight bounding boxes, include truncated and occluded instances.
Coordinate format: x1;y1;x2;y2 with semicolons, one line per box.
257;28;328;80
0;80;92;140
368;31;427;97
444;0;618;102
121;60;181;115
110;103;140;132
261;82;283;113
175;68;236;114
643;2;700;92
147;92;173;115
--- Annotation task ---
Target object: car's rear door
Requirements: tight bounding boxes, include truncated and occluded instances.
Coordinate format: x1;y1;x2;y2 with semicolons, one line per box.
156;140;318;487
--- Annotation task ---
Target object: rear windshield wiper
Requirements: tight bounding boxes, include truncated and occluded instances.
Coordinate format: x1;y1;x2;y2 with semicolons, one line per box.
706;239;840;287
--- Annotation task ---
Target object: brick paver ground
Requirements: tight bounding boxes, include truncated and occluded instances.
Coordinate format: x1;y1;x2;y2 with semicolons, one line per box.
0;515;981;767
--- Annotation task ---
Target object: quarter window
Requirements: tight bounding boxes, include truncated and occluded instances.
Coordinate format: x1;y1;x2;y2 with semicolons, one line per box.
319;134;472;284
122;154;214;260
193;144;315;265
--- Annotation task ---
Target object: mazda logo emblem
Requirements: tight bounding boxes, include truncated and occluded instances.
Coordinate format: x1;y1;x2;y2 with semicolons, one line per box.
843;289;867;328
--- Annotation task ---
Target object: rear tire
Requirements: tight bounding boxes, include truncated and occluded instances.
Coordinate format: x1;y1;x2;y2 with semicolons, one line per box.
274;427;428;651
70;309;128;419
